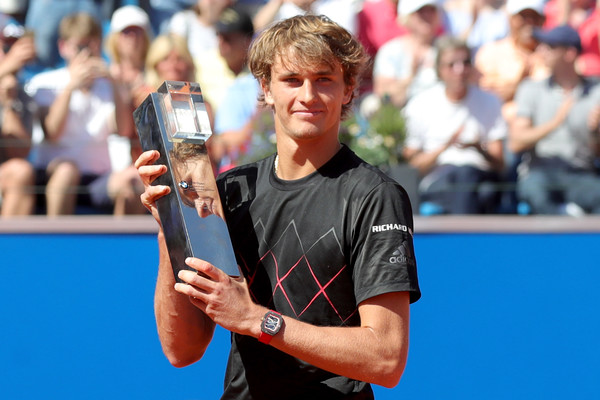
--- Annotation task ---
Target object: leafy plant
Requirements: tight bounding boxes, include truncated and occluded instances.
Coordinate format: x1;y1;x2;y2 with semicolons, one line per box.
340;98;406;167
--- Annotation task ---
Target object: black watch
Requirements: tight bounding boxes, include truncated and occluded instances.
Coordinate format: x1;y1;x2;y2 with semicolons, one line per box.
258;310;283;344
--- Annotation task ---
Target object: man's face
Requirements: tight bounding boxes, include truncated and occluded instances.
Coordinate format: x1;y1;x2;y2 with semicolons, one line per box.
538;43;569;70
60;36;102;61
510;9;545;49
438;48;472;95
155;50;193;82
406;5;440;40
217;32;251;73
261;52;352;143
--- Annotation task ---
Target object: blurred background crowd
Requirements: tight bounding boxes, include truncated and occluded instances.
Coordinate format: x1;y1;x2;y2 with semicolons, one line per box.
0;0;599;217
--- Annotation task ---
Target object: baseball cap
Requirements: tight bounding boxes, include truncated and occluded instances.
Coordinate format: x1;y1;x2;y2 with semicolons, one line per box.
110;5;151;33
398;0;439;18
0;15;25;41
216;7;254;37
505;0;545;15
533;25;582;52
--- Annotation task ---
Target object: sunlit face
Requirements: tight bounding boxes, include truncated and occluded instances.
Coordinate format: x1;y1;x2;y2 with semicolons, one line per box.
538;43;569;71
117;25;146;57
155;50;193;81
438;48;472;93
261;52;352;143
217;32;251;73
510;9;545;49
406;5;440;40
60;36;102;61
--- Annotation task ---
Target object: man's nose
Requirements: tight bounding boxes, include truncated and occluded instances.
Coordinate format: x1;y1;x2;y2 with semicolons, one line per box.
299;79;317;103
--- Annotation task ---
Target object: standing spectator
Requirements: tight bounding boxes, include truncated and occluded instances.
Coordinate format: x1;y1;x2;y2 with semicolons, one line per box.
475;0;548;122
403;36;506;214
510;25;600;215
25;13;135;216
372;0;443;108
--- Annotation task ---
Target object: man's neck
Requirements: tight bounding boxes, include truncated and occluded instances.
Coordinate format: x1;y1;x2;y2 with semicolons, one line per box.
275;136;341;180
552;66;581;90
445;85;468;102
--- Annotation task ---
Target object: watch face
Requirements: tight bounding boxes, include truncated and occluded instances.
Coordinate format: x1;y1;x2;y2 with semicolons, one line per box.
262;312;282;334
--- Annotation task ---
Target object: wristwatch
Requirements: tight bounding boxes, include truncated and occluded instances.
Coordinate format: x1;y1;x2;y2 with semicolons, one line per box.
258;310;283;344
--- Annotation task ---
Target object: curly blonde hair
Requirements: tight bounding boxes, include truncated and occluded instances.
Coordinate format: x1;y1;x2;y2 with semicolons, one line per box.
248;14;369;119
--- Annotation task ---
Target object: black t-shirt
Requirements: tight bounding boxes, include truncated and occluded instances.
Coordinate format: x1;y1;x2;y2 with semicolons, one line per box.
217;145;420;400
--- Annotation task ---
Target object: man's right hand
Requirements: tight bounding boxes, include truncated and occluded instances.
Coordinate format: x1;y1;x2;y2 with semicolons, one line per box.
134;150;170;224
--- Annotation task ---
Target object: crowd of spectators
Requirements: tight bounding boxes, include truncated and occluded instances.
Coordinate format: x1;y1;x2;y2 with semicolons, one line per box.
0;0;599;217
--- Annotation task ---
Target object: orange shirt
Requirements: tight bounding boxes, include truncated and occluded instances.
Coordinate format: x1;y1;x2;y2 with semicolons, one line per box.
475;37;549;101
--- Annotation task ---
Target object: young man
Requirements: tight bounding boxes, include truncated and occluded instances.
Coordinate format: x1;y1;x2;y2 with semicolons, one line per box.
136;15;420;399
510;24;600;215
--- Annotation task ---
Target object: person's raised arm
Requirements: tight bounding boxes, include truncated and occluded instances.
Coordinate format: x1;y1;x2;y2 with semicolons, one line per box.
509;96;574;153
135;150;217;367
177;258;410;387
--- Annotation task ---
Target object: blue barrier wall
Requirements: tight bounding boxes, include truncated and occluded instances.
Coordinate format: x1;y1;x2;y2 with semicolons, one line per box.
1;217;599;399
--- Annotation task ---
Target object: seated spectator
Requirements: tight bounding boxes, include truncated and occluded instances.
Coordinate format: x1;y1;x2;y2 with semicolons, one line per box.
25;13;137;216
0;16;36;217
475;0;548;122
510;25;600;215
403;36;506;214
134;32;219;168
212;7;264;169
372;0;443;109
104;5;155;216
0;74;35;217
136;33;203;103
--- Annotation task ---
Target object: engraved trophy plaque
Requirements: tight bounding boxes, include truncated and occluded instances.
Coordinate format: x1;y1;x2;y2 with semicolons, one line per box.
133;81;239;279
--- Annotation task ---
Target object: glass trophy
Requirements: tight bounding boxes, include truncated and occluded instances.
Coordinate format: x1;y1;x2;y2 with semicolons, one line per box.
133;81;239;279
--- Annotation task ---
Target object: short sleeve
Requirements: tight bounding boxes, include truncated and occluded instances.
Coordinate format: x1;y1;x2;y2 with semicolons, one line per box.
351;181;421;304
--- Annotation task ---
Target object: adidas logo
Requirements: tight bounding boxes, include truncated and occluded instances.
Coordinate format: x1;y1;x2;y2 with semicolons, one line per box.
389;242;410;264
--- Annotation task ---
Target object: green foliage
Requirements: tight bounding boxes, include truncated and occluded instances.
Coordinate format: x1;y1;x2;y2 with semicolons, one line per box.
340;99;406;167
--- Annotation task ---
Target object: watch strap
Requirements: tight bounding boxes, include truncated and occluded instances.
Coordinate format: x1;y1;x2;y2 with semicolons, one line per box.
258;310;283;344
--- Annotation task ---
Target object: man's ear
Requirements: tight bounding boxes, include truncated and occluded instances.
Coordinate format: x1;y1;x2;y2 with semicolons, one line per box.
260;79;274;105
342;83;354;105
57;39;69;60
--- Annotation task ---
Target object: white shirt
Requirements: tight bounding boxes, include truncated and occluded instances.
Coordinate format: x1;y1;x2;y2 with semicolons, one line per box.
403;83;507;171
25;67;116;175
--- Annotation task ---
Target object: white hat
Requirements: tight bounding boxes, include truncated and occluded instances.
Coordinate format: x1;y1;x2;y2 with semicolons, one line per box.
0;0;26;14
110;5;151;33
505;0;545;15
398;0;439;18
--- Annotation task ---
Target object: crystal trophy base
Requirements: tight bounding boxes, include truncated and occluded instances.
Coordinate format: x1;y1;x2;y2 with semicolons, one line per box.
134;81;239;279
